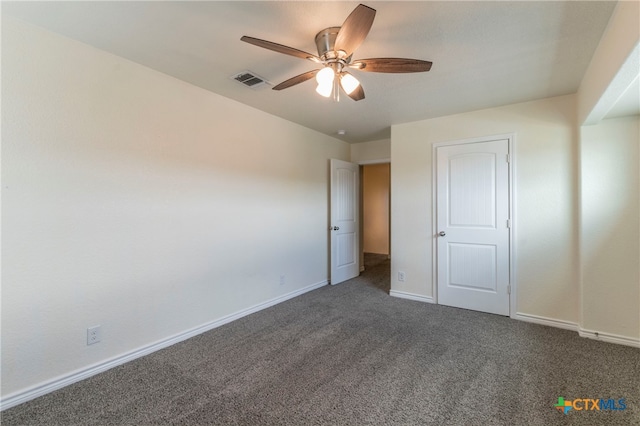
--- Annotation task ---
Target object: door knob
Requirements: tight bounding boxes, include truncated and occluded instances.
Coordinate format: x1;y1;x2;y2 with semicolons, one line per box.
334;226;340;231
438;231;446;237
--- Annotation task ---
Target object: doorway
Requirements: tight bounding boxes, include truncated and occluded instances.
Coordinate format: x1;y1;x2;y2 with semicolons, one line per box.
360;163;391;273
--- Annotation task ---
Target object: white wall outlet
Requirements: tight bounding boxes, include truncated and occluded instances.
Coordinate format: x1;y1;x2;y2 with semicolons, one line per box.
279;275;285;286
398;271;406;282
87;325;101;345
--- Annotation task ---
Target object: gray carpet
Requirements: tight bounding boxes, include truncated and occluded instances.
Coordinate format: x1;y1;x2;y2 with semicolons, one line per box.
2;253;639;425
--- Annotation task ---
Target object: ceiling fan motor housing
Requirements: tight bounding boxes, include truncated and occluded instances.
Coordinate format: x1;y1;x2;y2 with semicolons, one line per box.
315;27;345;61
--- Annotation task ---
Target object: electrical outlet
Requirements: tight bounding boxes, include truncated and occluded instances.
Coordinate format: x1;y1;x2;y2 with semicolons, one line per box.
279;275;285;286
398;271;406;282
87;325;101;345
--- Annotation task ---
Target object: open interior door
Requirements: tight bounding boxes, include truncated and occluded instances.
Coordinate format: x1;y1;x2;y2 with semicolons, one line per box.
330;159;360;285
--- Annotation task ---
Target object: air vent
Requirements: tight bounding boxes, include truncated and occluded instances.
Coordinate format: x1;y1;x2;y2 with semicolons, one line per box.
230;71;270;90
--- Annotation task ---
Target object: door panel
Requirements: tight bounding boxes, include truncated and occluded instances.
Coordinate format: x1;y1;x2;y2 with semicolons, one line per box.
337;233;357;266
449;153;496;228
330;159;359;285
436;139;510;316
448;243;497;292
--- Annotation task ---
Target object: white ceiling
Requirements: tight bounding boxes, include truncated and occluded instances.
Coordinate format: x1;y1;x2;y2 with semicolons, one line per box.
3;1;620;143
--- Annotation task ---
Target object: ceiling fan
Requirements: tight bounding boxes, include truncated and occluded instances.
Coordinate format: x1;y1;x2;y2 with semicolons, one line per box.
241;3;432;101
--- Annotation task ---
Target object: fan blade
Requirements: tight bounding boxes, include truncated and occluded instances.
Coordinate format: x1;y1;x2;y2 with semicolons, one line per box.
334;4;376;57
350;58;433;73
347;84;365;101
272;70;319;91
241;36;321;62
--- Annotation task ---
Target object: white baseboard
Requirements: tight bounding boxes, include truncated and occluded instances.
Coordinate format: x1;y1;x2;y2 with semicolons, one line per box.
390;290;435;304
515;312;640;349
578;328;640;348
0;280;328;411
513;312;579;331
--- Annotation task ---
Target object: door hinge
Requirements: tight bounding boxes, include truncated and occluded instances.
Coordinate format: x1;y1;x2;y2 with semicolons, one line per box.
506;219;511;228
507;285;511;295
506;153;511;163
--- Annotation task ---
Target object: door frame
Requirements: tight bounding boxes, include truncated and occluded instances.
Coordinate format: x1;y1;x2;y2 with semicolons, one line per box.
431;134;517;318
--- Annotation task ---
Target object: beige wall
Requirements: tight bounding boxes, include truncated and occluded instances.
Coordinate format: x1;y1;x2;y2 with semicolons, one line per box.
350;139;390;164
1;18;350;401
391;95;579;322
575;0;640;344
580;115;640;340
363;164;390;255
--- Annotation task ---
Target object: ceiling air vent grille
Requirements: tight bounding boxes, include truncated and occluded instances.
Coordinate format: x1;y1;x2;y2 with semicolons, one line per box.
231;71;269;90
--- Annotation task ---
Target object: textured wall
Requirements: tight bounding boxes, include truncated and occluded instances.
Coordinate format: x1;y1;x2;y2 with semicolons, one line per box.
391;95;579;322
350;139;390;164
1;18;349;399
581;115;640;340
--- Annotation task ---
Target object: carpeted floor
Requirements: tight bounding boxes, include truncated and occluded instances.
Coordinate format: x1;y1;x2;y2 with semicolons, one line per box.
2;253;639;425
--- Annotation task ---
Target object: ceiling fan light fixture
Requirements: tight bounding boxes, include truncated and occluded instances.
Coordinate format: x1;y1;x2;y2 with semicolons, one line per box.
316;66;335;86
340;73;360;95
316;82;333;97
